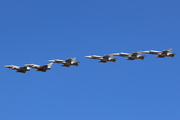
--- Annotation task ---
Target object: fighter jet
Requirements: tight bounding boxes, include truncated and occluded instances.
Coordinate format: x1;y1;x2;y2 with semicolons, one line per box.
48;57;79;67
4;65;30;73
113;51;145;60
143;48;176;58
84;54;117;63
25;62;53;72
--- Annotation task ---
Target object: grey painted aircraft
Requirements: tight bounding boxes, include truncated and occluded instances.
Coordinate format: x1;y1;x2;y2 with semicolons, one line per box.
4;65;30;73
143;48;176;58
48;57;79;67
25;62;53;72
113;51;145;60
85;54;117;63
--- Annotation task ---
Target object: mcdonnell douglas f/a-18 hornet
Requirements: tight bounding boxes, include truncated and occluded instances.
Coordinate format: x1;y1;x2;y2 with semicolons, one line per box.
25;62;53;72
113;51;145;60
4;65;30;73
142;48;176;58
85;54;117;63
48;57;79;67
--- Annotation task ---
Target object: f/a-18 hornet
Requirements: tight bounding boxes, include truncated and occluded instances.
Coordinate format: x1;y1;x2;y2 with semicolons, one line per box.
113;51;145;60
25;62;53;72
4;65;30;73
85;54;117;63
48;57;79;67
143;48;176;58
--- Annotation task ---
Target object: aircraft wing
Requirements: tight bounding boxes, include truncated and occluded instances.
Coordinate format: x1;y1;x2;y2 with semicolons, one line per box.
99;59;108;63
38;65;48;71
20;66;28;70
39;65;48;70
119;53;130;57
36;69;47;72
156;55;165;58
127;57;135;60
16;70;26;73
17;67;29;73
131;52;139;56
161;50;169;54
103;55;110;58
162;48;172;54
65;58;72;62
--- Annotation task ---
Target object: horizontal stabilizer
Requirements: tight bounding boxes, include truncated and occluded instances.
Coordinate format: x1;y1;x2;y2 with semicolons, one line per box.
73;62;79;67
169;53;176;58
139;55;145;60
74;64;78;67
16;70;26;73
111;58;117;63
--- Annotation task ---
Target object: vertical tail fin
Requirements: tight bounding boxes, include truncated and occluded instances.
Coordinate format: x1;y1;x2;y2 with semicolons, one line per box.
72;57;76;63
138;51;142;55
110;54;113;59
48;62;53;68
139;55;145;60
168;48;172;53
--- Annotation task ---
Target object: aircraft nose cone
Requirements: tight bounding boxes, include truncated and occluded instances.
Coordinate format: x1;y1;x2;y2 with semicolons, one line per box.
142;51;149;53
112;53;120;56
48;60;55;62
24;64;33;67
84;56;91;58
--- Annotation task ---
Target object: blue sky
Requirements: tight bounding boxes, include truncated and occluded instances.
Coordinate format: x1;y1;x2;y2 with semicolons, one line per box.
0;0;180;120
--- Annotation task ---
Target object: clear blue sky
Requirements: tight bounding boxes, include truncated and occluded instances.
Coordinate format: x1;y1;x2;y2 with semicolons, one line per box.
1;0;180;120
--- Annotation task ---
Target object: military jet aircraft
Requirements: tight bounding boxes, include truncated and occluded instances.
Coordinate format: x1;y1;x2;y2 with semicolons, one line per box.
25;62;53;72
84;54;117;63
113;51;145;60
143;48;176;58
4;65;30;73
48;57;79;67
